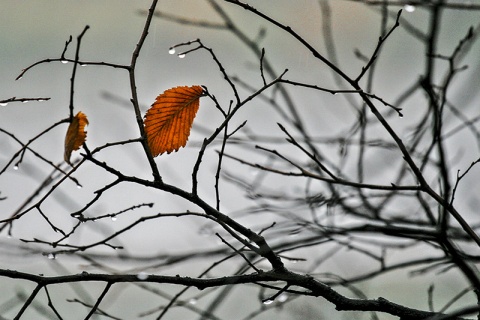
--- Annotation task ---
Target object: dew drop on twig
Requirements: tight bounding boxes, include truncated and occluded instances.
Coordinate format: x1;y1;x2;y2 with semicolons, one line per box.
178;53;186;59
262;298;274;305
278;294;288;303
61;60;69;64
0;103;8;107
111;216;117;221
13;165;19;171
168;48;176;54
137;272;149;280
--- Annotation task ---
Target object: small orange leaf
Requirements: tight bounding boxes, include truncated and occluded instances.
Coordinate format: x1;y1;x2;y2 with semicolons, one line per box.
64;111;89;164
144;85;203;157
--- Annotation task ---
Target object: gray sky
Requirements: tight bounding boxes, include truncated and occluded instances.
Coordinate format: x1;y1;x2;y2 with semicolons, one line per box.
1;1;480;319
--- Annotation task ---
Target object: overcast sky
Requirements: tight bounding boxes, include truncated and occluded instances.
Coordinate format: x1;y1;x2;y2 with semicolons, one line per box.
1;1;480;319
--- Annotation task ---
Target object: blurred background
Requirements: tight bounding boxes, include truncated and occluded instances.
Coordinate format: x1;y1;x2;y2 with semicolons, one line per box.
1;1;480;319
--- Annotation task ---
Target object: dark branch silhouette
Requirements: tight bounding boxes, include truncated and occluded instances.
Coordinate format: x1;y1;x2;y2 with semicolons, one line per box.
1;1;479;319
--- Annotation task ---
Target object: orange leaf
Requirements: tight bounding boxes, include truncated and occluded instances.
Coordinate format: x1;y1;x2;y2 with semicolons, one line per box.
144;85;203;157
64;111;89;164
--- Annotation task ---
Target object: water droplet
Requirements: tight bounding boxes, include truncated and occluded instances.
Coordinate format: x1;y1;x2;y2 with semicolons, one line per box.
77;185;82;189
111;216;117;221
399;113;404;118
168;48;176;54
13;165;18;170
188;298;197;305
404;5;415;12
278;294;288;303
80;64;87;67
262;298;274;305
17;76;23;80
178;53;186;59
0;102;8;107
47;253;56;260
61;60;69;64
137;272;149;280
22;100;28;104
